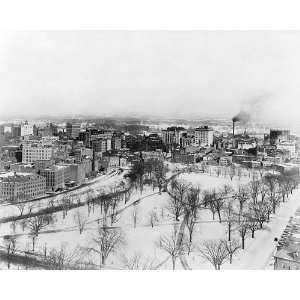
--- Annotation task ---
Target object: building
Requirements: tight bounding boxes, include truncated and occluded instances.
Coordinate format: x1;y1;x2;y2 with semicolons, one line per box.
111;135;122;151
270;129;290;145
0;171;46;201
91;138;111;153
34;159;55;171
41;136;59;145
162;127;186;146
277;141;296;158
9;163;35;173
193;126;214;147
39;165;68;191
21;121;33;137
11;124;21;138
274;211;300;270
66;122;81;139
172;149;195;164
22;143;53;163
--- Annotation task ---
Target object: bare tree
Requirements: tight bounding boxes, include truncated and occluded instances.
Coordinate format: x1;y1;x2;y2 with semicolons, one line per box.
14;202;26;217
204;190;216;220
73;210;87;234
259;180;268;203
148;210;159;228
223;200;236;241
246;213;259;239
61;195;71;219
100;195;111;226
249;179;260;204
224;239;241;264
2;235;17;269
43;244;82;270
234;184;250;223
184;186;202;253
264;174;281;213
132;203;139;228
210;186;230;223
152;160;167;194
120;252;156;270
26;215;50;252
86;226;125;268
156;227;187;270
249;201;269;229
167;179;189;221
229;164;236;181
198;239;229;270
238;217;250;249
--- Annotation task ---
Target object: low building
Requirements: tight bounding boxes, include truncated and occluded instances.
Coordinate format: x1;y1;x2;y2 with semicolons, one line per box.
274;211;300;270
172;150;195;164
0;171;46;201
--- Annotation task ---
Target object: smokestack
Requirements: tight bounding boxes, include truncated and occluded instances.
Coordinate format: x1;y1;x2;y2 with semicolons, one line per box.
232;121;235;137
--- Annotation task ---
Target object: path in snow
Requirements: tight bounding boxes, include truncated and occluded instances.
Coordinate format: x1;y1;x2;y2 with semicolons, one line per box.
225;189;300;269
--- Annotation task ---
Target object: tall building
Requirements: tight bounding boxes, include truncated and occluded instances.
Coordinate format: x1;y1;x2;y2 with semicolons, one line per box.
22;143;53;163
66;122;81;139
0;171;46;201
21;121;33;137
193;126;214;147
12;124;21;138
91;138;111;153
162;127;186;146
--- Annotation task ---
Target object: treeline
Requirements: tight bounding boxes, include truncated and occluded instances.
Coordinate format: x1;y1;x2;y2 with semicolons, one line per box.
159;169;300;269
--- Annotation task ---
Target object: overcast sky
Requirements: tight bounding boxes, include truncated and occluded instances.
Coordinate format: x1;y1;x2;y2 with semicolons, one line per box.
0;31;300;127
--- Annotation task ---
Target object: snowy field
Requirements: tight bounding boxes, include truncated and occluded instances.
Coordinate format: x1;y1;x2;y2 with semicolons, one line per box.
1;165;299;270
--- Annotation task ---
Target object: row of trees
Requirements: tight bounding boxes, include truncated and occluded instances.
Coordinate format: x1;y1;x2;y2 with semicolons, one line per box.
164;168;300;267
126;158;168;194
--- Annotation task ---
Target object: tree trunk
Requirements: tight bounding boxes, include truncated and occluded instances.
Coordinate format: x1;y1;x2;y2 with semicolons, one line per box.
217;210;222;223
172;257;176;270
242;237;245;249
230;254;233;264
32;236;36;252
228;223;231;241
212;211;215;220
251;228;255;238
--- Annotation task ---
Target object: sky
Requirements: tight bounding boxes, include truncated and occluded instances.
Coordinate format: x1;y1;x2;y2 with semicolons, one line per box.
0;31;300;128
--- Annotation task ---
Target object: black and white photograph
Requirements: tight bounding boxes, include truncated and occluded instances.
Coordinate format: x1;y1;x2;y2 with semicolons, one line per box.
1;1;300;299
1;30;300;271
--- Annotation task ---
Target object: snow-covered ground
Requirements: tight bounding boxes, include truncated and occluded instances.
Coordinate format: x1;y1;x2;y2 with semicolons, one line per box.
1;166;299;270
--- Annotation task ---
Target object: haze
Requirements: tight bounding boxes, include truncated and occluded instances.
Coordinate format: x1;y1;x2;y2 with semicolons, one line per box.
0;31;300;128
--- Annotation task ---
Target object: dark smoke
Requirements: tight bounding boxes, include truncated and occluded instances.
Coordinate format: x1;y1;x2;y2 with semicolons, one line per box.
232;111;251;123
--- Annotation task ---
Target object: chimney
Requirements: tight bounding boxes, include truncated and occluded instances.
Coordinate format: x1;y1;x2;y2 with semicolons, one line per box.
232;121;235;137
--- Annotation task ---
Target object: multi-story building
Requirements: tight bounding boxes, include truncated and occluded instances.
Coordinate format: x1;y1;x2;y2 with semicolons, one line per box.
193;126;214;147
21;121;33;137
277;141;296;158
270;129;290;146
111;135;122;151
41;136;59;145
91;138;111;153
66;122;81;139
0;171;46;201
12;124;21;138
22;143;53;163
162;127;186;146
38;123;58;137
39;165;68;191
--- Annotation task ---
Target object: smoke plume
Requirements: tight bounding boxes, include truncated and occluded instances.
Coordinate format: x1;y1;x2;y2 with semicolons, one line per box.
232;111;251;123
